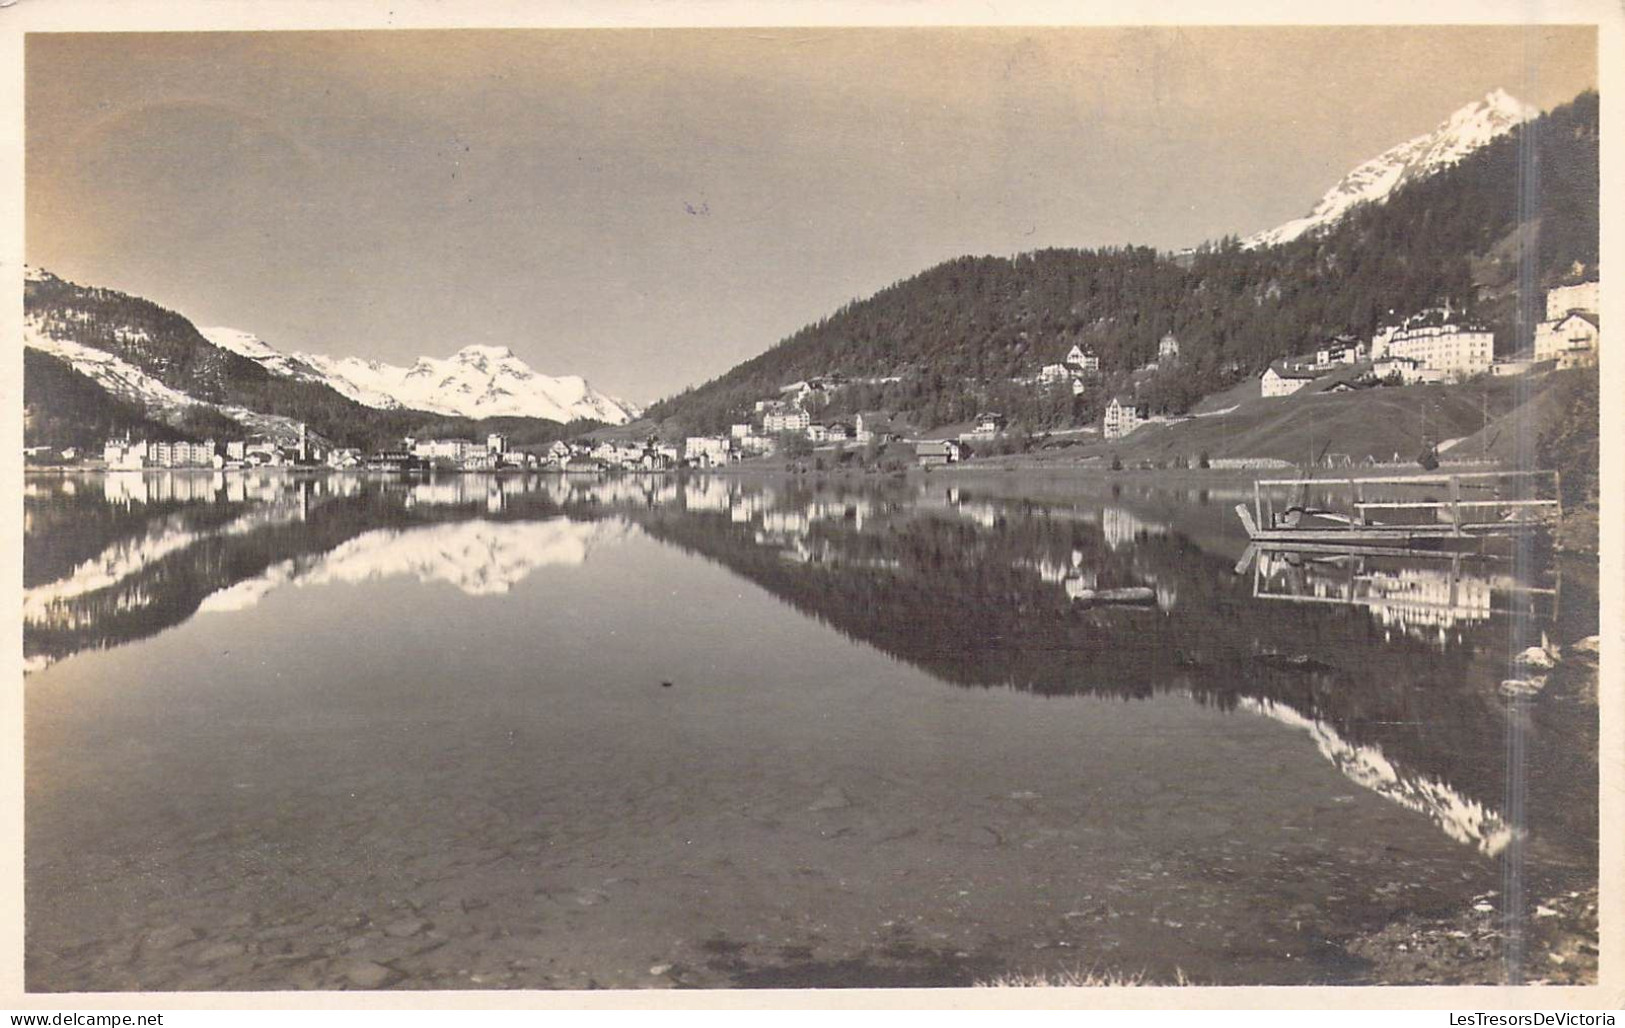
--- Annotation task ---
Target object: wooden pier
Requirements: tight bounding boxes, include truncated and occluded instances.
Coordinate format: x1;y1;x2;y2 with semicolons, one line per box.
1235;470;1560;548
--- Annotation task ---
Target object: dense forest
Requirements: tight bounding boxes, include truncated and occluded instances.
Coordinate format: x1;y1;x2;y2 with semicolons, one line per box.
23;348;195;452
646;91;1598;436
23;276;603;453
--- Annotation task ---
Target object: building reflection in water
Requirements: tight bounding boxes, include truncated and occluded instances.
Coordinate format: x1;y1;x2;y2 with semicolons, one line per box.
1250;548;1558;649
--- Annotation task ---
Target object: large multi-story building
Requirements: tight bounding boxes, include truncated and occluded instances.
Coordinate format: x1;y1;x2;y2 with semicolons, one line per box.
1378;324;1494;380
684;436;731;467
1545;281;1599;322
413;438;479;462
763;406;810;434
1102;396;1148;440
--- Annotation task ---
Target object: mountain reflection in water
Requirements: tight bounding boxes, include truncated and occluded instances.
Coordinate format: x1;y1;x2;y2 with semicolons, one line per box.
23;470;1598;988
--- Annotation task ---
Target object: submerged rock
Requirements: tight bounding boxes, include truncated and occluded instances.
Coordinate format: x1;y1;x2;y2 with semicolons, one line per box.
338;959;397;989
808;784;852;812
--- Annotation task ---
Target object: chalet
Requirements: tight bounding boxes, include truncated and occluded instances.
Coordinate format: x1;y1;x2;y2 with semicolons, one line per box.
825;422;853;443
1039;363;1072;385
1065;344;1101;373
1102;396;1149;440
915;439;968;468
1535;311;1600;369
1261;364;1318;398
1316;335;1367;366
854;412;899;445
326;448;364;469
973;412;1007;435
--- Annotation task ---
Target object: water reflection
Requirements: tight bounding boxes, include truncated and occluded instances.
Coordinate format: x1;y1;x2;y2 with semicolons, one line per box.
1249;548;1559;649
23;471;1595;868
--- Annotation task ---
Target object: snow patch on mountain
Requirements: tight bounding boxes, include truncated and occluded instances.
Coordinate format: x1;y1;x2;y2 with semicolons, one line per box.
25;317;316;445
1244;88;1538;249
199;329;641;425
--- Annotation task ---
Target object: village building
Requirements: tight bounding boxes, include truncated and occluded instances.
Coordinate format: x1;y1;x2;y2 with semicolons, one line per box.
684;436;731;467
806;423;829;443
1158;332;1180;361
1534;310;1600;368
776;380;825;407
825;422;852;443
1065;344;1101;373
1261;363;1319;397
1491;358;1537;377
1316;335;1367;366
414;438;479;463
325;447;363;469
1544;280;1600;322
915;439;968;468
1379;323;1494;380
854;412;899;445
1038;363;1072;386
763;406;811;434
1102;396;1149;440
365;450;422;472
1373;355;1426;383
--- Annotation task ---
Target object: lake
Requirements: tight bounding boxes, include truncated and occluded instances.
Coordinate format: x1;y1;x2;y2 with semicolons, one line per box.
22;469;1599;990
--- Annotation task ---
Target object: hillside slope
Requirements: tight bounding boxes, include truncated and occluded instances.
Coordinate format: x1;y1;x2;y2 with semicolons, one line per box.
647;90;1597;436
1035;375;1547;467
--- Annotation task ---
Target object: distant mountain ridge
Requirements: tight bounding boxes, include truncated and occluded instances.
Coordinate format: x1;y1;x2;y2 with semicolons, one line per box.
200;328;641;425
23;268;637;451
1243;88;1539;248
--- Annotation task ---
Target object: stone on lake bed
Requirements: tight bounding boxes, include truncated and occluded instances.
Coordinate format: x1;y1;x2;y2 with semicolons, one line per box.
808;784;852;811
338;959;398;989
383;918;427;938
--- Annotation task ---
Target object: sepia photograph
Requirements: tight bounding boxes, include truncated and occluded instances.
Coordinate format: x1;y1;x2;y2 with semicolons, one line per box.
9;7;1613;1002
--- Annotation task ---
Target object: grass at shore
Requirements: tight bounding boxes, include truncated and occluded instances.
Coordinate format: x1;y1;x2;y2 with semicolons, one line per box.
978;967;1193;988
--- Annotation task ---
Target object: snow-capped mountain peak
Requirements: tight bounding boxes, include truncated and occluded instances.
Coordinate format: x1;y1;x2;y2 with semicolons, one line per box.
1244;89;1538;249
197;330;640;424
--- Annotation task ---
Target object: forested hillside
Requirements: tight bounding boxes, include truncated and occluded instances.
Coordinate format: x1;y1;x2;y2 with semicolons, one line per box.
23;349;195;452
646;91;1597;435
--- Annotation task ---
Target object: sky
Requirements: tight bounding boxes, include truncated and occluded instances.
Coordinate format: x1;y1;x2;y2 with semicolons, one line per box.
25;26;1597;404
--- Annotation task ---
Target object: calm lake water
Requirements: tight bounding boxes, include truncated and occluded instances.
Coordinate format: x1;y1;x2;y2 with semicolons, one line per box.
23;470;1598;990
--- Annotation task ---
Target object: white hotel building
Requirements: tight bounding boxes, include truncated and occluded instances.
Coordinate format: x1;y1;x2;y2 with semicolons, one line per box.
1372;324;1493;381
